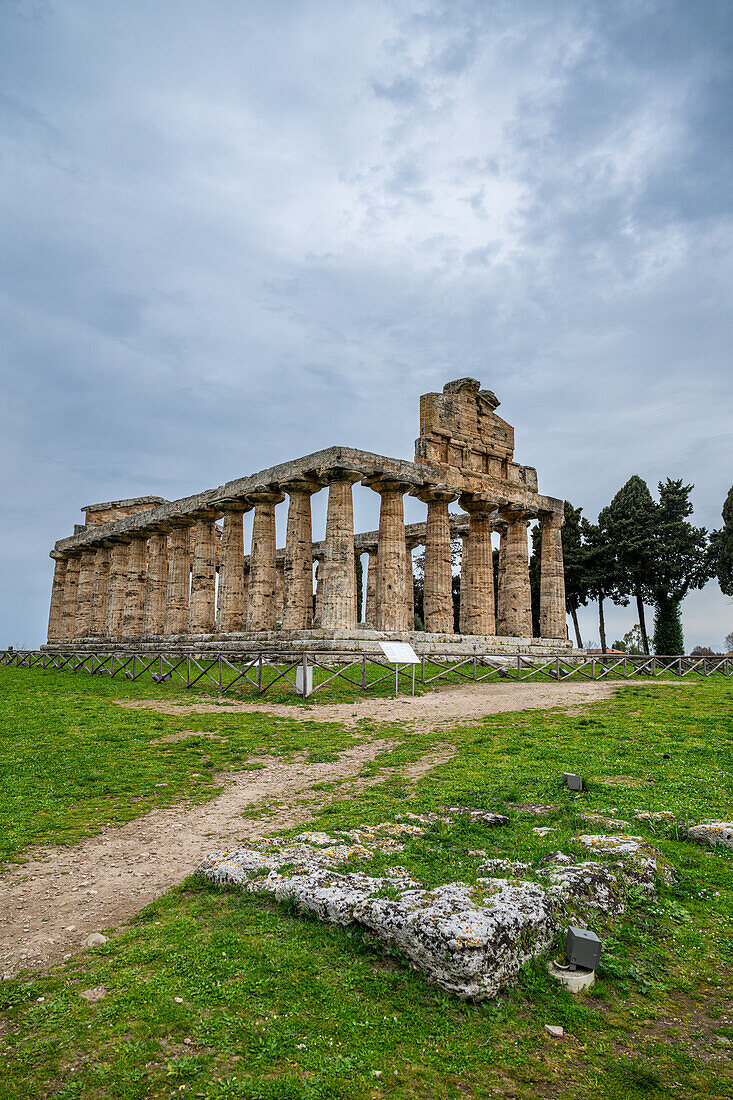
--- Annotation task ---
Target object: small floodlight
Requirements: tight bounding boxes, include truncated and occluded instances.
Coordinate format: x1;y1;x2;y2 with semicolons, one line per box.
565;926;601;971
152;672;171;684
562;772;583;791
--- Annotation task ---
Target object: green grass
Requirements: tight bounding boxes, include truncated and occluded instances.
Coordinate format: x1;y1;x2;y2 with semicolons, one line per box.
1;668;733;1098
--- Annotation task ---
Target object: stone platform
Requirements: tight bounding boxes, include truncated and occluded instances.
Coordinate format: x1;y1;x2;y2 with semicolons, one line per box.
43;628;576;661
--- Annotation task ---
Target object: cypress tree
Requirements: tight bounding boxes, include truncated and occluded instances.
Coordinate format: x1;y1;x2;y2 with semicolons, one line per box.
717;486;733;596
600;476;657;654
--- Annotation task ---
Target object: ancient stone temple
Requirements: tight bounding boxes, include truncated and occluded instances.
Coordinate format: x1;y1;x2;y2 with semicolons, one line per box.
45;380;571;655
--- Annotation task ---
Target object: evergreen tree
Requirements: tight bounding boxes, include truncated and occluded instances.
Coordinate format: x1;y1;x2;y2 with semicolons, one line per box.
581;515;627;653
600;476;657;653
650;479;712;655
717;486;733;596
561;501;588;648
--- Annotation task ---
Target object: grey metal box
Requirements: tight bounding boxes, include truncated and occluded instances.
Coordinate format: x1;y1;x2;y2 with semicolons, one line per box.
562;772;583;791
565;926;601;970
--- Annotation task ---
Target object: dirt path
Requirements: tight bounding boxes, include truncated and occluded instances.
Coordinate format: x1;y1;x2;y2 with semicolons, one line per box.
115;679;622;727
2;680;640;978
1;738;458;978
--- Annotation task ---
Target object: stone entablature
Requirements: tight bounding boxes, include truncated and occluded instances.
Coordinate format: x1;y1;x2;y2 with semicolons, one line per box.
46;380;568;648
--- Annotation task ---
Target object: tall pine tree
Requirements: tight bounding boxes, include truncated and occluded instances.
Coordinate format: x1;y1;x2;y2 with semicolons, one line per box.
650;480;712;655
561;501;588;648
581;516;627;653
600;476;657;654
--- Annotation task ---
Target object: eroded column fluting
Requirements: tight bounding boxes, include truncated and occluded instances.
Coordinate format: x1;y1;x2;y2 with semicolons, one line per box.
73;550;96;638
460;495;496;636
189;513;218;634
246;491;283;632
320;472;360;630
364;548;377;625
539;511;567;638
142;532;168;635
61;555;82;639
105;540;130;637
215;502;250;633
164;523;192;635
419;488;458;634
47;553;68;641
368;478;410;632
90;546;112;636
123;535;148;636
282;481;318;630
500;510;533;637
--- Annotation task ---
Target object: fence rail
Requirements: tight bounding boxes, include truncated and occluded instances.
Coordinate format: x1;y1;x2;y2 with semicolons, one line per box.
1;648;731;696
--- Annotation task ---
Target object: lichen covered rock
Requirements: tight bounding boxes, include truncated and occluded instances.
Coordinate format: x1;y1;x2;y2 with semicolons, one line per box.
686;821;733;850
540;859;628;914
577;834;676;885
353;879;555;1000
444;806;510;827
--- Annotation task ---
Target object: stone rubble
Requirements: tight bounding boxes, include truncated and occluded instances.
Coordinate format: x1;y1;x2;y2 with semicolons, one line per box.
577;834;676;885
686;821;733;850
354;879;555;1001
196;808;682;1000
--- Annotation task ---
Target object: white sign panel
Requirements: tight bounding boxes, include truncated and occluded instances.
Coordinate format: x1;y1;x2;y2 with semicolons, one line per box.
378;641;420;664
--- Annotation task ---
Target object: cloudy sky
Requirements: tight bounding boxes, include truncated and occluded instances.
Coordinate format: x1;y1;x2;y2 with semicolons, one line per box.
2;0;731;649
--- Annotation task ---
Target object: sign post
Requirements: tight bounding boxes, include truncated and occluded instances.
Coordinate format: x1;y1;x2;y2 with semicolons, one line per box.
378;641;420;697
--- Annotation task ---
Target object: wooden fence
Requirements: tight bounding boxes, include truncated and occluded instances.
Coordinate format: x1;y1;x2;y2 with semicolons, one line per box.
1;648;731;697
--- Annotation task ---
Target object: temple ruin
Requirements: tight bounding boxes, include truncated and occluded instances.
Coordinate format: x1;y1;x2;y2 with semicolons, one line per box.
45;379;570;655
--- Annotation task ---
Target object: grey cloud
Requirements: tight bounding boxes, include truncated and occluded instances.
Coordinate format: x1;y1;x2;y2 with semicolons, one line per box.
1;0;731;649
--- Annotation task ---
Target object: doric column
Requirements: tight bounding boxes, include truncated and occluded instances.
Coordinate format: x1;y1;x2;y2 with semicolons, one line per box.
459;533;469;634
189;511;219;634
282;479;319;630
539;511;567;638
105;539;130;637
405;539;418;625
417;487;459;634
275;561;285;621
215;500;250;633
364;548;378;625
320;470;361;630
61;554;82;639
460;494;497;636
366;477;411;632
495;521;508;635
500;508;534;637
246;490;284;632
47;553;68;641
164;522;193;635
123;535;149;636
73;550;96;637
142;531;168;635
90;546;112;636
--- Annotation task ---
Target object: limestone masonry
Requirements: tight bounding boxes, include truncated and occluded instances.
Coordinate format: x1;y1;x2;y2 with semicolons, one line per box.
46;379;569;653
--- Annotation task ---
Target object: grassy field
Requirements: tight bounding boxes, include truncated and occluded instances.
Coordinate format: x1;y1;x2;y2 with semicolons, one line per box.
0;667;732;1098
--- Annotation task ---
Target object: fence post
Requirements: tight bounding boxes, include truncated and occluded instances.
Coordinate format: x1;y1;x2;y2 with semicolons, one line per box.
218;657;222;691
186;655;191;687
258;654;263;693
